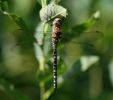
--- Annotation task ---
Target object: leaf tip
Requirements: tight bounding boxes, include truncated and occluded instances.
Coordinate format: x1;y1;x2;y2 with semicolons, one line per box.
93;10;100;19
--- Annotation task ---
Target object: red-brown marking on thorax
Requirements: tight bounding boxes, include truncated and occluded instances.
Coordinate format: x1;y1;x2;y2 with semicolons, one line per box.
52;18;61;38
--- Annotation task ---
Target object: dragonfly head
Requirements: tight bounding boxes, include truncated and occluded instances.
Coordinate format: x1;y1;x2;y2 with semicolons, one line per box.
52;18;62;27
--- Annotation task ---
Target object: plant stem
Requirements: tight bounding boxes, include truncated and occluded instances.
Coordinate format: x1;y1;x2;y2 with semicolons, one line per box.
40;81;45;100
41;0;47;7
39;22;48;100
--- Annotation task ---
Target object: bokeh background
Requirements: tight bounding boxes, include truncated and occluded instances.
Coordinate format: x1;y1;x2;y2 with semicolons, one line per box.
0;0;113;100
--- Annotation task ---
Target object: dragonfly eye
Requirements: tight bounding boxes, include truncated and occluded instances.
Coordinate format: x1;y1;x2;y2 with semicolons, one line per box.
53;18;62;26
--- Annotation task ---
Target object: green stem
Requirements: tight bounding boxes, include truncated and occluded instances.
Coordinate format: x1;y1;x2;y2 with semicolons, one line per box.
39;50;45;100
39;22;49;100
41;0;47;7
39;59;45;100
40;81;46;100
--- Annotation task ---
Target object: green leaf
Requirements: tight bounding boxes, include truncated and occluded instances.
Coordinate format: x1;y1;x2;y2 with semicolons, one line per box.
2;11;28;31
36;0;41;5
43;34;51;57
34;22;44;45
0;79;28;100
80;55;99;71
63;60;82;80
34;43;44;71
0;2;28;31
63;55;99;80
39;3;67;22
71;11;100;35
41;58;67;100
56;58;67;87
109;60;113;86
35;22;51;56
43;86;54;100
37;57;67;84
61;11;101;43
57;57;67;75
9;14;28;31
0;1;8;12
43;23;51;56
92;10;100;19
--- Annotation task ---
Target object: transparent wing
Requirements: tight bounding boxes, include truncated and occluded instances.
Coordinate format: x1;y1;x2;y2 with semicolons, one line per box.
12;28;103;54
59;30;103;54
9;28;36;55
10;28;103;80
39;30;103;54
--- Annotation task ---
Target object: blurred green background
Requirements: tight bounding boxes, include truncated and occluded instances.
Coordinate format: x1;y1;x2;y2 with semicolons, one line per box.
0;0;113;100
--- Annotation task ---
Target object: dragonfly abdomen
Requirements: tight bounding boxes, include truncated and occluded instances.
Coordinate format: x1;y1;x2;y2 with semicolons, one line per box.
53;48;57;89
52;18;62;90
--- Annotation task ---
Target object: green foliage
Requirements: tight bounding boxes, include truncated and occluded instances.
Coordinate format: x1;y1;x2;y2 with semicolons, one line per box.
39;2;67;22
0;0;8;12
0;0;113;100
0;79;28;100
9;14;28;31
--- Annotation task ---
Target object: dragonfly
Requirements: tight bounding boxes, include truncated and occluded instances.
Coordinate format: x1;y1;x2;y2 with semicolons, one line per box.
51;18;62;90
12;19;102;91
33;17;102;91
10;2;103;91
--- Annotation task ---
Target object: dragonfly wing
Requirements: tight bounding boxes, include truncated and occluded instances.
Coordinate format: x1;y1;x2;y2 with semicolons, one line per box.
58;30;103;57
61;30;102;42
43;32;52;56
12;29;36;48
12;28;103;55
